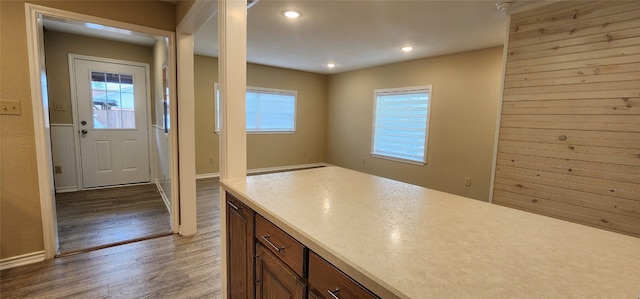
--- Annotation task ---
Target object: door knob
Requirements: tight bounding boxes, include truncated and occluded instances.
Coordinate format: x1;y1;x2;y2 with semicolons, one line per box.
81;129;88;135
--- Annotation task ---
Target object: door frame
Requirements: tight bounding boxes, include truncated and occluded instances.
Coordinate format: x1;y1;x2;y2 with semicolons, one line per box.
68;54;153;190
25;3;180;259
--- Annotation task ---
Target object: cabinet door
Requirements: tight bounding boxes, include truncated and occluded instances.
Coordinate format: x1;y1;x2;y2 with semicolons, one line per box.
227;193;255;299
255;243;306;299
308;289;324;299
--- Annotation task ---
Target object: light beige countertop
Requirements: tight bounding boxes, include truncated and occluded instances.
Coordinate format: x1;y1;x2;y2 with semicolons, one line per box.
221;166;640;298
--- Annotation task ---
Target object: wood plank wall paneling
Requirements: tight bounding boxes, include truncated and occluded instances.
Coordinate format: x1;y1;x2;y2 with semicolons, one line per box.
493;1;640;237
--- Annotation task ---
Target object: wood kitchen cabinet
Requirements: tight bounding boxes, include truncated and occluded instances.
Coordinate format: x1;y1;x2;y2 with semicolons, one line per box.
225;192;379;299
308;290;323;299
255;214;306;298
255;243;307;298
255;215;305;277
226;193;255;299
308;251;379;299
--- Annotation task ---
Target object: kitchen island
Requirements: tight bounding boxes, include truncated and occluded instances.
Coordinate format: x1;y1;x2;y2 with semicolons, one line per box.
221;166;640;298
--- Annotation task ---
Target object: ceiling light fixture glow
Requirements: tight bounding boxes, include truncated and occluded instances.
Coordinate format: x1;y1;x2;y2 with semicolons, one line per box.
282;10;301;19
401;46;414;52
327;63;336;68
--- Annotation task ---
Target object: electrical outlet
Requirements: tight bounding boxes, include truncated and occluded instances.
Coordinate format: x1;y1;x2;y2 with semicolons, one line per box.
361;157;366;164
53;103;65;111
0;100;21;115
209;157;215;164
54;165;63;174
465;177;472;187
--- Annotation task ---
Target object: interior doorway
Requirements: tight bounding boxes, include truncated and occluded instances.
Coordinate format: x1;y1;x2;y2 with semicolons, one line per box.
24;3;180;258
42;21;173;255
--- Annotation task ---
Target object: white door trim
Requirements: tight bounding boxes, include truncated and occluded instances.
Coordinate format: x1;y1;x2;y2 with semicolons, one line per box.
68;54;153;189
24;3;179;259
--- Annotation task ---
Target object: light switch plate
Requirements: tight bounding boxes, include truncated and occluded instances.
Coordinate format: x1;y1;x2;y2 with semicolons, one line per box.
0;100;21;115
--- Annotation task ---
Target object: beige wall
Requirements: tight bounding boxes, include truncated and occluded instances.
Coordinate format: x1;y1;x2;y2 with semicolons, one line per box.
0;0;175;260
33;1;176;32
44;31;155;124
0;0;43;260
176;1;196;26
194;55;328;174
326;47;503;201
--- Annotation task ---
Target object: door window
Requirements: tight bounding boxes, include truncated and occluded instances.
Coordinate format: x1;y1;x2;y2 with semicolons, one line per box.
90;71;136;129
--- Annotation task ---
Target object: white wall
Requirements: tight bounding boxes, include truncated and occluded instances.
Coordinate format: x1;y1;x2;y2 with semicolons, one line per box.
50;124;77;192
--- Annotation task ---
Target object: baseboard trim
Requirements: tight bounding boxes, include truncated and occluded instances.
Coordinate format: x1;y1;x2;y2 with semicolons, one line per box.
195;162;330;179
155;179;171;212
55;186;78;193
195;172;219;179
0;251;45;271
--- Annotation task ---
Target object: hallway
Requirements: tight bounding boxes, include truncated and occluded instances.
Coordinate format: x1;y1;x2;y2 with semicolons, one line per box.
0;179;221;298
56;183;171;255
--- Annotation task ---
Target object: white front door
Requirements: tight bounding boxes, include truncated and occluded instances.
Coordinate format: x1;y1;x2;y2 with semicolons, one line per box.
72;57;150;188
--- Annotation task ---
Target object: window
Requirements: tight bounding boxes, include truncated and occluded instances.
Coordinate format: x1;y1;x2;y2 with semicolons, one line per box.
90;71;136;129
215;84;296;133
371;86;431;165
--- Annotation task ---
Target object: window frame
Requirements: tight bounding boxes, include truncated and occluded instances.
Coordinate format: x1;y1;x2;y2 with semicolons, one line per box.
370;85;432;166
214;83;297;134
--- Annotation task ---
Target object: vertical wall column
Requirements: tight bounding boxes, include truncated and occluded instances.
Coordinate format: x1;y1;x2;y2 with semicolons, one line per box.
219;0;248;296
177;32;197;236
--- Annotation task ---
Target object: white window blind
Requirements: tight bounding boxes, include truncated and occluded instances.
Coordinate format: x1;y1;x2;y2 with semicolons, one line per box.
371;86;431;165
215;84;296;133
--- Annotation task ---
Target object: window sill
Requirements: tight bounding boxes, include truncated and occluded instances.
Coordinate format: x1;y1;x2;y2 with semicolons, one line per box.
371;153;426;166
214;130;296;135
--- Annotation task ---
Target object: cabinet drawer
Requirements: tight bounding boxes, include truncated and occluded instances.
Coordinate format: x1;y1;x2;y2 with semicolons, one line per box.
226;193;252;220
255;215;305;277
308;251;379;299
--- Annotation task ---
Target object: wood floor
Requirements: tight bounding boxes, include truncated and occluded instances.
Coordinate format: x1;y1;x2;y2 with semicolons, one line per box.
0;178;222;298
55;183;171;254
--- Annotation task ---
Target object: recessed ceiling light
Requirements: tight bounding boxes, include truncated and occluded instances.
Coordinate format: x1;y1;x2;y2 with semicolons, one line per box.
327;63;336;68
401;46;414;52
282;10;301;19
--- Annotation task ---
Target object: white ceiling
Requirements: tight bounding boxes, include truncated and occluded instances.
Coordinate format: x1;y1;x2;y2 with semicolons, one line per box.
43;16;158;46
40;0;510;75
194;0;509;74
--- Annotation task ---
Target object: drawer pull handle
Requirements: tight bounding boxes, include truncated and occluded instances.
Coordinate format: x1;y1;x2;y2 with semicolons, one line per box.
327;288;341;299
262;235;285;252
227;201;241;210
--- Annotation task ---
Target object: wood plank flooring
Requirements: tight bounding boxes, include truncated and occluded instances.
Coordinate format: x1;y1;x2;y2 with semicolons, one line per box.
55;183;171;255
0;178;222;298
